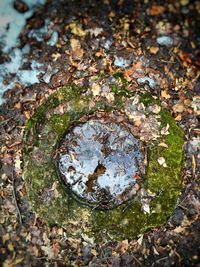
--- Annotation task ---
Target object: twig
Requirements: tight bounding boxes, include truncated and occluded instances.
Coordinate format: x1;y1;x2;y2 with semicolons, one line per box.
178;204;188;211
160;60;176;64
131;255;142;266
100;246;110;267
0;118;12;125
151;256;168;267
11;169;23;225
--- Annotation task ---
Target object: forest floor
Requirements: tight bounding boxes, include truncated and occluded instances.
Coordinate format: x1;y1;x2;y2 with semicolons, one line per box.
0;0;200;266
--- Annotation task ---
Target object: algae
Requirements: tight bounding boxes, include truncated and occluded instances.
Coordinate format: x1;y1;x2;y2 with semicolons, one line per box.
23;82;184;241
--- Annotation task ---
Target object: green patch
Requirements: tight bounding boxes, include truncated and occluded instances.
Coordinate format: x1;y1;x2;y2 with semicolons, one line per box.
23;82;184;241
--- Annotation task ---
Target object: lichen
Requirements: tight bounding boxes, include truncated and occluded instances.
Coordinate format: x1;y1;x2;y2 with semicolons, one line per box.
23;82;184;241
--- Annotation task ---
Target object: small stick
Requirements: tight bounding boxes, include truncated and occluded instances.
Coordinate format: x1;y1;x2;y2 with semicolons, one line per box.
131;255;142;266
151;256;168;267
11;169;23;225
100;246;110;267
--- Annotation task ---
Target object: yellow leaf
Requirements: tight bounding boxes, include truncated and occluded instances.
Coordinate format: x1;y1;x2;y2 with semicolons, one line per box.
2;233;9;244
70;38;81;50
91;83;101;97
69;22;87;37
161;90;170;99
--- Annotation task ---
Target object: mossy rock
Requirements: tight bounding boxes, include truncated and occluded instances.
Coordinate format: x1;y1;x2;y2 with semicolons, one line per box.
23;83;184;241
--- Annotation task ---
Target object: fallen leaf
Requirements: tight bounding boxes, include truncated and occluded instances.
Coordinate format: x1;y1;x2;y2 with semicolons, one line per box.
149;5;165;16
153;246;159;255
150;104;161;114
52;52;61;61
88;27;103;37
158;157;167;167
91;83;101;96
53;242;59;257
68;22;87;37
161;90;171;99
2;233;10;244
95;50;104;57
150;47;159;54
175;114;182;121
158;142;168;148
81;234;95;245
70;38;81;50
143;203;150;213
15;102;21;109
41;245;54;259
137;234;143;246
180;0;189;6
15;155;22;174
124;61;143;78
120;239;129;253
161;123;170;135
91;248;98;257
24;111;30;119
104;92;115;103
173;102;185;113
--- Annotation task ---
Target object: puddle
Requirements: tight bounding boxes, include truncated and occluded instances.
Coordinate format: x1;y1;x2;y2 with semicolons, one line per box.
0;0;46;53
58;119;145;209
0;0;46;105
114;56;131;68
156;36;173;46
137;76;156;88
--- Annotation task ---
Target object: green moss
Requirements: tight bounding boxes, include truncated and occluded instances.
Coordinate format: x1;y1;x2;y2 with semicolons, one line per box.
50;114;70;135
23;83;184;241
140;93;158;107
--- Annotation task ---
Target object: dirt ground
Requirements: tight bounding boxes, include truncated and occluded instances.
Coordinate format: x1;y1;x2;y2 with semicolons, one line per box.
0;0;200;266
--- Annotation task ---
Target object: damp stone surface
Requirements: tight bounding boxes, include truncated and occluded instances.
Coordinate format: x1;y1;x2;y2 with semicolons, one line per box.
58;119;145;209
23;83;184;241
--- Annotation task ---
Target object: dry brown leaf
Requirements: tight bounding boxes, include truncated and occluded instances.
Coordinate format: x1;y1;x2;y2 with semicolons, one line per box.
15;102;21;109
72;48;84;59
150;46;159;54
149;5;165;16
173;102;185;113
70;38;81;50
124;61;143;79
95;50;104;57
53;242;59;257
24;111;30;119
175;114;182;121
120;239;129;253
161;90;171;99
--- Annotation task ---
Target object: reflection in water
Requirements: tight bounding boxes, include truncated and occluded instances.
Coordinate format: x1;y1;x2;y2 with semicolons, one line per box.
0;0;46;104
58;119;145;209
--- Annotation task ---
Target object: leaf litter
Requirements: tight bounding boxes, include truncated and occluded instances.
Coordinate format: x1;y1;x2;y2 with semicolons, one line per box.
0;0;200;266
